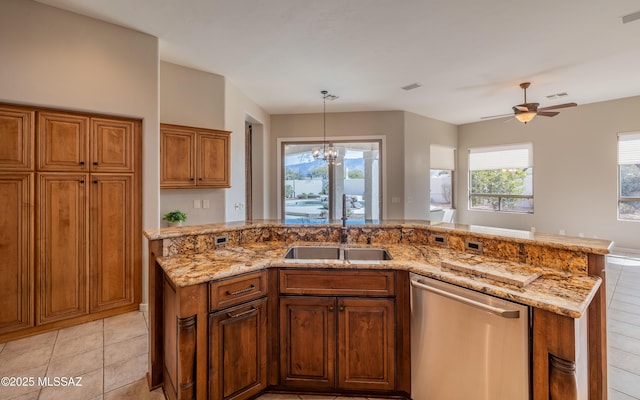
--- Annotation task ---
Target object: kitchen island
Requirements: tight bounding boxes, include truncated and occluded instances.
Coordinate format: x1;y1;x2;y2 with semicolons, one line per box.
144;220;612;400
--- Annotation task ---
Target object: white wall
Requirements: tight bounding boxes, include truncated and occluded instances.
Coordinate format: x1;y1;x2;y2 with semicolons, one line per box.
403;112;458;219
159;61;227;226
457;96;640;250
270;111;405;219
0;0;159;304
224;80;271;222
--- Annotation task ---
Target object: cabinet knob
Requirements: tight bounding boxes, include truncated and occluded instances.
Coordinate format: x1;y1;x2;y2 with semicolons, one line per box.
79;161;85;165
339;306;344;312
329;306;334;312
93;162;98;165
190;178;195;181
93;180;98;184
80;180;85;184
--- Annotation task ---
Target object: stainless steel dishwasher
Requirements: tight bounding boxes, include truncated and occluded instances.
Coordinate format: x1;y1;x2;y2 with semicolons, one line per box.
410;273;530;400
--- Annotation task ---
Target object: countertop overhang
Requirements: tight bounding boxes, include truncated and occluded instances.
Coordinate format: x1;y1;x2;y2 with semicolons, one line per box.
154;240;601;319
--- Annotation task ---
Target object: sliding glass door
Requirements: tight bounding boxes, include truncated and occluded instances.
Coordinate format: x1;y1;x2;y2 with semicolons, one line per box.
282;140;381;223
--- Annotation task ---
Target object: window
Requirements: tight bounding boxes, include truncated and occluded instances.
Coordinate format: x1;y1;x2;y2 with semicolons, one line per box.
282;140;381;222
469;143;533;213
618;132;640;221
430;145;455;210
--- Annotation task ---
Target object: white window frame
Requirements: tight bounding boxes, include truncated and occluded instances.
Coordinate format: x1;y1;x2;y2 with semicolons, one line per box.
430;145;455;211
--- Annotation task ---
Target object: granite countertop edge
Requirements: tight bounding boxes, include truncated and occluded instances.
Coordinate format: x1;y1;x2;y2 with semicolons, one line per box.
156;242;601;319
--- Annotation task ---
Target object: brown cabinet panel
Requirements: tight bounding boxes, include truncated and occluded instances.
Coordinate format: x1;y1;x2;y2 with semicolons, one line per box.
338;298;395;391
91;118;136;172
160;126;194;187
0;174;34;334
0;106;34;171
37;174;89;324
38;112;90;171
279;269;395;297
90;174;134;312
279;296;336;389
209;298;267;400
209;271;268;312
197;131;229;187
160;124;230;189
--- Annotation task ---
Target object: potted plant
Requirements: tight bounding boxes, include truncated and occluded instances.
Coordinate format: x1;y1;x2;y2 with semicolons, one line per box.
163;210;187;227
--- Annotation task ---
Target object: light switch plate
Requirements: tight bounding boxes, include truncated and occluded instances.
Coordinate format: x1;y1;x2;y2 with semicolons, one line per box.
202;200;210;209
193;200;201;209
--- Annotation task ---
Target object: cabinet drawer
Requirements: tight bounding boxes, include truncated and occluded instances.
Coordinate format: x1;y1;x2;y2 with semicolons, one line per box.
279;269;395;297
209;271;268;311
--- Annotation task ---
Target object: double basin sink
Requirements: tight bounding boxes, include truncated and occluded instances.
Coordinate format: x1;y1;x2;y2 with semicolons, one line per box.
283;246;392;261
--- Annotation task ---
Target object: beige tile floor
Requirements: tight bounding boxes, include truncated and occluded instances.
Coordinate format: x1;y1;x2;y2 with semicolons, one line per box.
0;253;638;400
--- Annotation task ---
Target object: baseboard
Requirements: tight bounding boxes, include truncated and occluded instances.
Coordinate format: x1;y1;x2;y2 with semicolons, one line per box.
139;303;149;312
609;246;640;256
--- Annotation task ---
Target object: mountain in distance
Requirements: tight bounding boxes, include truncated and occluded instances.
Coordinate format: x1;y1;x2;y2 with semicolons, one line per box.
285;158;364;177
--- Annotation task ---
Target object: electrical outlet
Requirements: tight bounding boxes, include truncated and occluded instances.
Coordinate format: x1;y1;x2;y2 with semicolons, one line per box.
202;200;210;209
193;200;201;209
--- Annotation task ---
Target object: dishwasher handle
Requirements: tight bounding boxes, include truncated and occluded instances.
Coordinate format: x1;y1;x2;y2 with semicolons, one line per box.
411;279;520;319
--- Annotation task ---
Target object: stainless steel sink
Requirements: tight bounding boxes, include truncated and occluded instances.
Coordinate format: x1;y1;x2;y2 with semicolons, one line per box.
283;246;341;260
283;246;392;261
343;248;392;260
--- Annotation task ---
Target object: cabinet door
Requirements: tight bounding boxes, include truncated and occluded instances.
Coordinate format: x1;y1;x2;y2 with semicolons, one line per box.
37;174;88;324
160;126;194;187
197;131;229;187
338;298;395;391
38;112;89;171
0;106;34;171
90;174;135;312
91;118;136;172
279;296;336;389
209;298;267;400
0;174;33;334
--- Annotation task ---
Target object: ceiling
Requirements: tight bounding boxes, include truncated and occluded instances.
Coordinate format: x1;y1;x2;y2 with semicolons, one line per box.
35;0;640;125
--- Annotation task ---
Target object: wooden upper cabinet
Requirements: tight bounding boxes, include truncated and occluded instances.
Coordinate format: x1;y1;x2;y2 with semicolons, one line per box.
0;173;34;334
91;118;136;172
0;106;35;171
160;126;194;187
160;123;230;189
197;131;230;187
38;112;90;171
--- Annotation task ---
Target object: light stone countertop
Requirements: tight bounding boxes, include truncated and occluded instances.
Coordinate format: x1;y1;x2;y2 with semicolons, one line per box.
156;241;601;319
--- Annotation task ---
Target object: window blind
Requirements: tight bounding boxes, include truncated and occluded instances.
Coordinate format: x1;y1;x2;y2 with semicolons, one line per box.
469;143;532;171
430;145;455;170
618;132;640;165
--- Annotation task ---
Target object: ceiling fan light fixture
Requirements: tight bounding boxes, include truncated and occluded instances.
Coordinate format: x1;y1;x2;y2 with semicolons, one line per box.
515;111;537;124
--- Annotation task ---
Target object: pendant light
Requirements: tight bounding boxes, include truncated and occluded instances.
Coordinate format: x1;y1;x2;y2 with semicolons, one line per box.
313;90;340;165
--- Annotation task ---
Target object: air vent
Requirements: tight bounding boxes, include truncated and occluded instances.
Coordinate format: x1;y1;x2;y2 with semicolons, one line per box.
546;92;568;100
401;83;422;91
622;10;640;24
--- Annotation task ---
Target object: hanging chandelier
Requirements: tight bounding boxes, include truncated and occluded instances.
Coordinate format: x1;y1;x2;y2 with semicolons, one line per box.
313;90;340;165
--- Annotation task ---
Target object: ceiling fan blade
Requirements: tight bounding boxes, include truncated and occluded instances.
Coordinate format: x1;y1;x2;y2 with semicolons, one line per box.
537;111;560;117
514;105;529;112
481;113;513;120
538;102;577;111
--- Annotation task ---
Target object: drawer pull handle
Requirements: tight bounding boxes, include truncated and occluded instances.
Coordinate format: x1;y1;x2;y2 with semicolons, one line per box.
227;307;257;319
226;284;256;296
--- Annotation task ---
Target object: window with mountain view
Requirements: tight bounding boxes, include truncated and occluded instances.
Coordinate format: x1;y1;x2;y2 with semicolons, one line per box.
282;141;381;222
469;143;533;213
618;132;640;221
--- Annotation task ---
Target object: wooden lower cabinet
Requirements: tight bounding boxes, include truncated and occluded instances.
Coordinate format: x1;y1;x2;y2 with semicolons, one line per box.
338;298;395;391
279;294;397;393
209;297;268;400
0;173;34;334
37;173;89;324
279;296;336;390
90;174;136;312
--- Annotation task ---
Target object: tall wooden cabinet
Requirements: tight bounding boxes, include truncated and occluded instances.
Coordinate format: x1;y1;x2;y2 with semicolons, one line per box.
0;103;141;341
160;123;230;189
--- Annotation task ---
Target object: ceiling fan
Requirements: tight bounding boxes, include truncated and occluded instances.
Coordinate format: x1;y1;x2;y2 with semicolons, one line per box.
482;82;577;124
